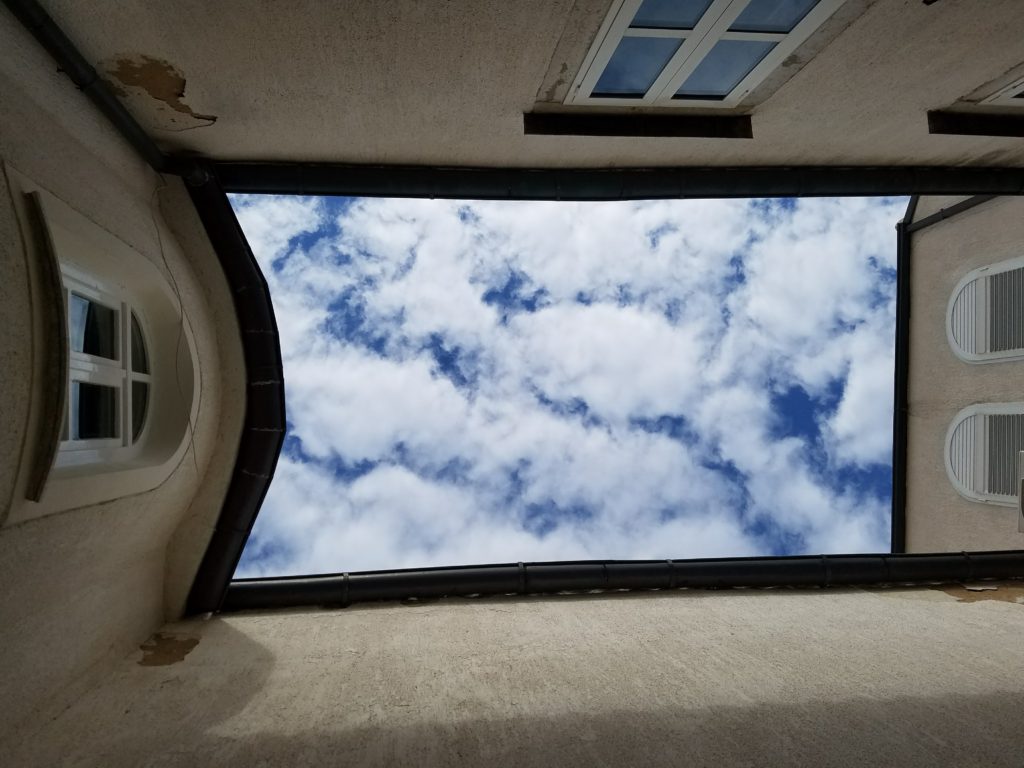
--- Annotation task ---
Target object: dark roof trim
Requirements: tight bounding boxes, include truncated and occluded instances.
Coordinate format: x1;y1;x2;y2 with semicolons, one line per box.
183;166;287;615
906;195;996;233
523;112;753;139
928;110;1024;139
216;163;1024;200
223;551;1024;611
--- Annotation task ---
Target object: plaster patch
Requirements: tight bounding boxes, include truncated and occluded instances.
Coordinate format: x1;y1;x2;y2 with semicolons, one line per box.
934;583;1024;605
138;633;200;666
106;55;216;131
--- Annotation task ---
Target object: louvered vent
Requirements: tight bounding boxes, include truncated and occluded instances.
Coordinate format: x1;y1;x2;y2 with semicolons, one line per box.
949;279;977;355
948;258;1024;362
946;405;1024;506
947;412;977;493
989;267;1024;353
986;413;1024;496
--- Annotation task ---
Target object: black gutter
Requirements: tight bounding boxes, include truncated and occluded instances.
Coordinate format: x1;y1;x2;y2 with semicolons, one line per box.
2;0;168;173
216;163;1024;200
183;164;287;615
906;195;996;233
223;551;1024;611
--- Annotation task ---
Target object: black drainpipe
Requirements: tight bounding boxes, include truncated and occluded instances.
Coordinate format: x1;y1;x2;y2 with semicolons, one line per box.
890;203;913;553
224;551;1024;611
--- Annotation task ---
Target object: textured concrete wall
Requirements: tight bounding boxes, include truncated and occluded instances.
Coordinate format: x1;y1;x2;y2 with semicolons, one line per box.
36;0;1024;168
0;14;243;743
905;196;1024;552
7;587;1024;766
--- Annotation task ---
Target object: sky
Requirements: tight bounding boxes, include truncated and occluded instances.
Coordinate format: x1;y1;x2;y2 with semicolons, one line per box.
230;194;907;577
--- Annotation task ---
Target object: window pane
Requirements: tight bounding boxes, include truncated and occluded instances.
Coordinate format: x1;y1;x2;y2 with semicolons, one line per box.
132;381;149;443
631;0;714;30
69;293;118;360
594;37;682;97
729;0;818;33
675;39;775;99
71;381;118;440
131;312;149;374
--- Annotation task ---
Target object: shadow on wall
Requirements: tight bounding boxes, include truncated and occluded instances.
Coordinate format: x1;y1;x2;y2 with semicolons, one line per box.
8;613;1024;768
7;620;274;765
187;690;1024;767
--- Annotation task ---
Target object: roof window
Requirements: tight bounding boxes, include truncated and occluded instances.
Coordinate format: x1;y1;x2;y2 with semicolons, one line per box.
567;0;844;108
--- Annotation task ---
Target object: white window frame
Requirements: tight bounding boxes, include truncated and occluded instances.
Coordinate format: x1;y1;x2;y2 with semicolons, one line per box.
981;75;1024;108
947;255;1024;364
945;403;1024;508
57;266;152;468
6;167;201;522
566;0;846;109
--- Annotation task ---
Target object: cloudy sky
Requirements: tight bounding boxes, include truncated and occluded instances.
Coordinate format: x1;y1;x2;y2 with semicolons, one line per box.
230;194;906;577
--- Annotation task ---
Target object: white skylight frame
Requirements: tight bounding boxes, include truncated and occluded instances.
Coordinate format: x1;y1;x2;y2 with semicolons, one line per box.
981;75;1024;108
567;0;846;109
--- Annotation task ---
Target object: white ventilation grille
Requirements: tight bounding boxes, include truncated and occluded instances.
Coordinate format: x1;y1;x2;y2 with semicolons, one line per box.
947;412;977;493
987;413;1024;496
946;404;1024;507
989;267;1024;353
949;279;978;356
947;257;1024;362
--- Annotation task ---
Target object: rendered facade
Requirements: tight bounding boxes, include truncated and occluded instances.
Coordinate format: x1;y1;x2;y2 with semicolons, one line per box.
2;1;1024;765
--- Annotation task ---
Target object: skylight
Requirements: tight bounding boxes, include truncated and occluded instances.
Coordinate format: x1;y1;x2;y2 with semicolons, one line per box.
568;0;845;107
230;196;904;577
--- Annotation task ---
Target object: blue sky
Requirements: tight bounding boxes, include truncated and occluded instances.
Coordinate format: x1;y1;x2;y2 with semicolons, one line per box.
230;194;906;576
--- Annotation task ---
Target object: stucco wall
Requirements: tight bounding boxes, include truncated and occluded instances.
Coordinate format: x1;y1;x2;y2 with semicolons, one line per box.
0;15;244;743
33;0;1024;168
7;587;1024;766
905;196;1024;551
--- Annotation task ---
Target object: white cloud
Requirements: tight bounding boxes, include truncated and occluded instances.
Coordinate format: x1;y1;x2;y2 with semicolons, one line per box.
230;194;905;576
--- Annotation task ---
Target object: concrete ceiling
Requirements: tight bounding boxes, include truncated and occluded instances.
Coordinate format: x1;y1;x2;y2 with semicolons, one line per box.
41;0;1024;168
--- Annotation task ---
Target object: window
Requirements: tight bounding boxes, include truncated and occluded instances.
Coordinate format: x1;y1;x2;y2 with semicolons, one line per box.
6;169;201;519
982;75;1024;108
947;256;1024;363
58;267;152;467
946;403;1024;507
567;0;845;108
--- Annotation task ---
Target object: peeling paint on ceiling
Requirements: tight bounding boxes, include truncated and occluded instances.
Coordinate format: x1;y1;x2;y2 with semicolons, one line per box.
105;54;216;132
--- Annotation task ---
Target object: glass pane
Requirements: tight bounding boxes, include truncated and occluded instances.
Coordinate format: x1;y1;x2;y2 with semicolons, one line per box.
132;381;149;443
729;0;818;33
69;293;118;360
71;381;118;440
131;312;149;374
594;37;682;97
631;0;714;30
675;39;775;99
